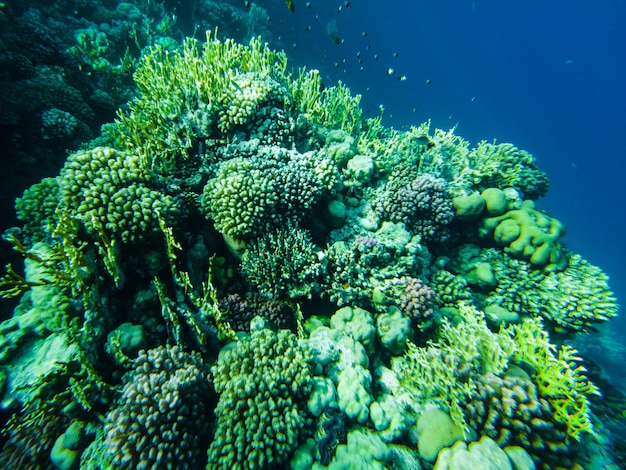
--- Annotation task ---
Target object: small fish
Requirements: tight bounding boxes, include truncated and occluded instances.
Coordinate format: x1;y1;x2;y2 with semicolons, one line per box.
338;5;342;12
360;67;364;71
315;15;319;21
398;75;407;81
362;31;367;37
393;52;399;58
471;96;476;102
426;79;432;84
387;68;394;75
285;0;295;12
344;1;350;7
244;1;250;7
306;2;312;7
356;51;361;58
374;54;379;60
306;25;311;31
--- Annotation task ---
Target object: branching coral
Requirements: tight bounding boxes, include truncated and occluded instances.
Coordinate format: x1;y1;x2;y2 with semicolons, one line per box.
392;304;515;430
240;225;325;300
201;146;336;240
207;327;314;469
372;172;454;243
467;141;551;200
59;146;184;244
465;372;569;463
103;345;212;469
479;248;618;333
508;318;599;440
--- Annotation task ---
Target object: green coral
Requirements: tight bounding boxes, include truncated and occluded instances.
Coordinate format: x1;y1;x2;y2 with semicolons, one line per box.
201;146;336;240
392;304;515;430
288;69;363;137
465;372;569;462
112;31;288;172
479;200;567;271
216;71;287;134
240;225;325;300
208;326;314;469
59;146;183;243
479;249;618;332
15;177;60;244
538;253;619;331
467;141;550;200
509;318;599;440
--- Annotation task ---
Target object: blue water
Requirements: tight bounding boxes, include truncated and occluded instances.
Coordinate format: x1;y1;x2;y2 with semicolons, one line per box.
265;0;626;359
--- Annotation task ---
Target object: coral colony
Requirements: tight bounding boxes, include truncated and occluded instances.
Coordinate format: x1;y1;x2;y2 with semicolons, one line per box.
0;27;620;470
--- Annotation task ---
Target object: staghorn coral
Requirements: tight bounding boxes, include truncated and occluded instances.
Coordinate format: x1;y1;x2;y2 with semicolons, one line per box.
207;326;314;469
509;318;599;441
392;304;515;430
372;171;455;243
240;224;325;300
465;372;570;465
103;345;212;469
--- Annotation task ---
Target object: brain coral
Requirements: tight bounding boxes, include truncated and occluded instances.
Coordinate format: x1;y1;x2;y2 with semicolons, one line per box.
207;327;314;469
103;345;212;469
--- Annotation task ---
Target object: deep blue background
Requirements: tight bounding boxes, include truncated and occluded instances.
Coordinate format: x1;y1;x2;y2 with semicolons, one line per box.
259;0;626;365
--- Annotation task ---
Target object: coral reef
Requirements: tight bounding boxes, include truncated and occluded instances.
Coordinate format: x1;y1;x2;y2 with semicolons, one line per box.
0;26;620;470
373;171;455;243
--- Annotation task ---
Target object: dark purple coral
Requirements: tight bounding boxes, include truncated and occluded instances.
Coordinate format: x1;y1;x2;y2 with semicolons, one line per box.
219;292;297;332
398;276;436;331
373;173;454;243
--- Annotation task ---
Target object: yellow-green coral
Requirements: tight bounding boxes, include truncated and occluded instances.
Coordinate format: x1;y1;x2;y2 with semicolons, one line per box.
288;68;363;136
508;318;599;440
113;30;288;172
392;304;515;430
479;200;567;271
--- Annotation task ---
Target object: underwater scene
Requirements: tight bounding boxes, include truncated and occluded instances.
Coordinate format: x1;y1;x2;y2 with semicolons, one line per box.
0;0;625;469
